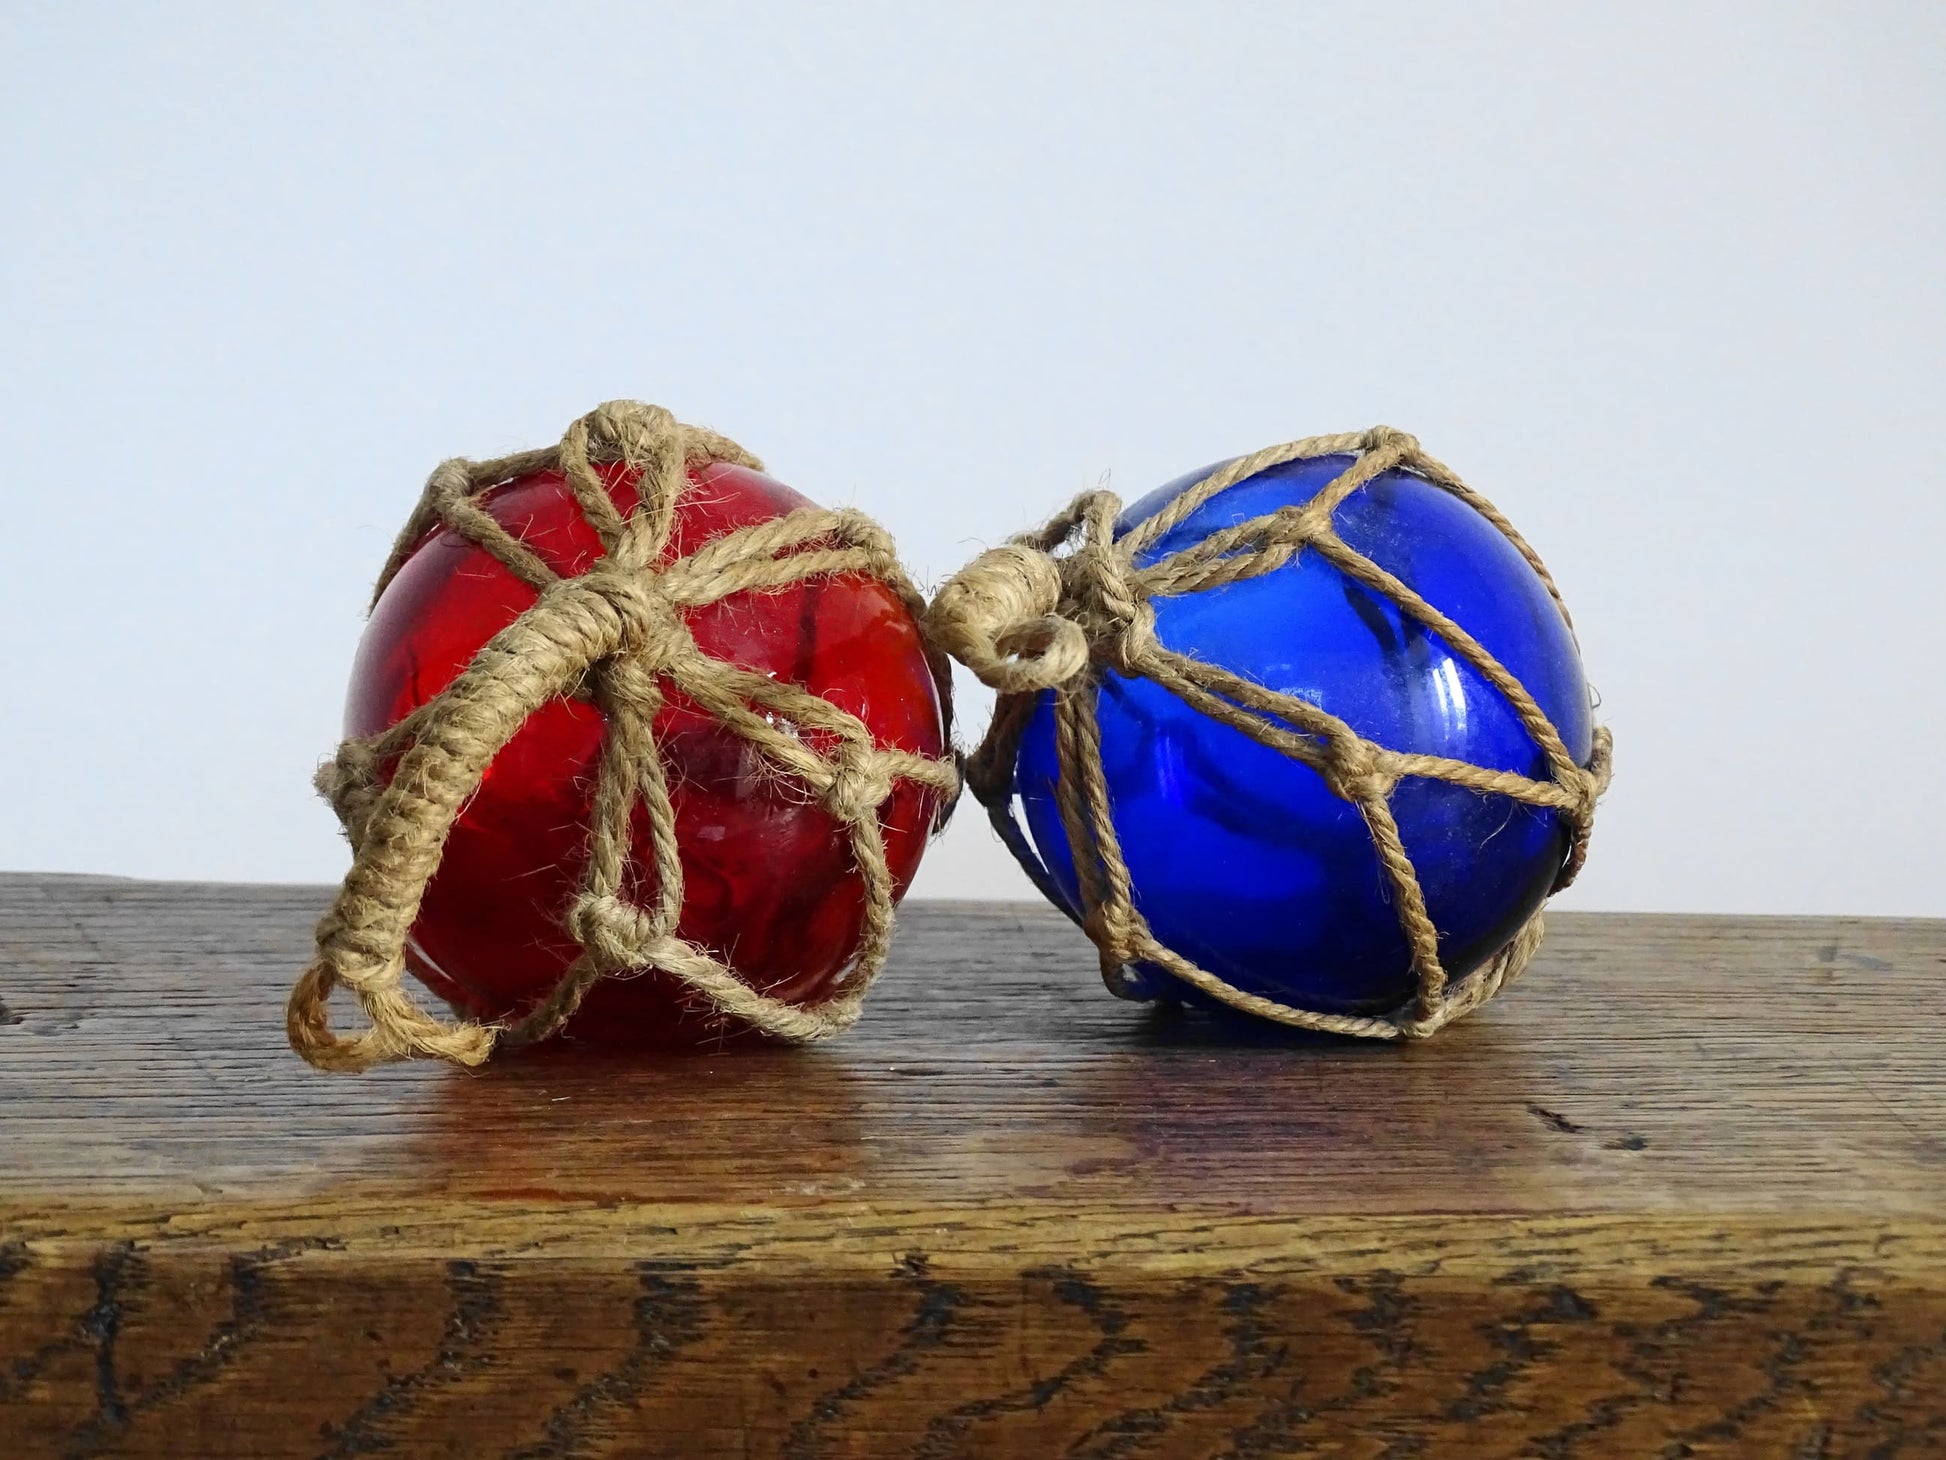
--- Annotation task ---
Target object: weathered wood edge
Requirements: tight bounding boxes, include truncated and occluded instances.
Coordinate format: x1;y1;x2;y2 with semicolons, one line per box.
5;1210;1942;1458
6;1202;1940;1281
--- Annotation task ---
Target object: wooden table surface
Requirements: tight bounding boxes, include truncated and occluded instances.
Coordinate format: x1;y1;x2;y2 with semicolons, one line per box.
1;874;1942;1458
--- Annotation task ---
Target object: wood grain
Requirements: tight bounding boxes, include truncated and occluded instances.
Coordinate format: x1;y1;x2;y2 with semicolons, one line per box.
2;873;1942;1456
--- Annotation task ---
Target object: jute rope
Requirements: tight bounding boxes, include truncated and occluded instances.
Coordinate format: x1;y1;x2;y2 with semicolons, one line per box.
928;427;1613;1040
289;401;960;1073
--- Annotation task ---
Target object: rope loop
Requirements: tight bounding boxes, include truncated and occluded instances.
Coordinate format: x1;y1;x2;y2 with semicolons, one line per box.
926;542;1091;694
928;428;1612;1040
288;401;958;1072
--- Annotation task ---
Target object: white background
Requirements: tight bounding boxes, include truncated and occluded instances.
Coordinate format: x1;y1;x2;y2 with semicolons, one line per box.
3;3;1941;914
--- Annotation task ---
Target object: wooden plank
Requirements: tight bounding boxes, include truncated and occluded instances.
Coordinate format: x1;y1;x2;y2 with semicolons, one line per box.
1;873;1942;1456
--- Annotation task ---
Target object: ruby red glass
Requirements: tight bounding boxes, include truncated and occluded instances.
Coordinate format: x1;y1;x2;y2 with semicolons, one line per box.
344;460;947;1046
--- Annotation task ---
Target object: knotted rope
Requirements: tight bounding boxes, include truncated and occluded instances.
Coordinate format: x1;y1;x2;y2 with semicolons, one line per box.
928;427;1612;1039
289;401;959;1073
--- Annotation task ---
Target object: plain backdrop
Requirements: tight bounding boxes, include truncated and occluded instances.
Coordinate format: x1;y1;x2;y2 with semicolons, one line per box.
2;2;1941;914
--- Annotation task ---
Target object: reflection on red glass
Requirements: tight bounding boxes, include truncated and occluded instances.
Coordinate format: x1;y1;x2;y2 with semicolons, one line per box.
344;460;946;1047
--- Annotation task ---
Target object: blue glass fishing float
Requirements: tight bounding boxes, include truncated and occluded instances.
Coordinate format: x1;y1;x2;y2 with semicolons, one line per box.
929;428;1611;1038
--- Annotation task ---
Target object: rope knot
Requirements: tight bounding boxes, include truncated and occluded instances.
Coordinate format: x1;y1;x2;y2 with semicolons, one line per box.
574;558;686;670
565;891;652;972
587;399;680;467
1061;553;1152;674
1360;425;1420;457
316;739;384;844
1060;492;1145;653
1323;740;1397;804
1083;900;1139;965
824;739;894;824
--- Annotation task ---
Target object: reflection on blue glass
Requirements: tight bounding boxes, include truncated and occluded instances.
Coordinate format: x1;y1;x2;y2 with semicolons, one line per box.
1015;454;1594;1016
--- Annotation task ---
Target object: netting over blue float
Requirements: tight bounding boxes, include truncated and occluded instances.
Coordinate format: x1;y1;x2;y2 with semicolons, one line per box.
928;427;1613;1039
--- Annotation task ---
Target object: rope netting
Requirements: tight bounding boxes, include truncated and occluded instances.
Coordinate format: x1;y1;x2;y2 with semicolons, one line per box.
928;426;1612;1039
289;401;959;1072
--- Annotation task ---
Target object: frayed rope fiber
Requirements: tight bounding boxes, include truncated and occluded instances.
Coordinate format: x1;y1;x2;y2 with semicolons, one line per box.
289;401;960;1073
926;427;1612;1040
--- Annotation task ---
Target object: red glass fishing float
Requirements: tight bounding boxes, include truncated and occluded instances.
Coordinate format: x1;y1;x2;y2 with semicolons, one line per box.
288;402;956;1070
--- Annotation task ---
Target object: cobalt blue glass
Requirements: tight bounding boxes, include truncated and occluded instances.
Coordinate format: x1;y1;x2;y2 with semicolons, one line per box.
1013;454;1595;1016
